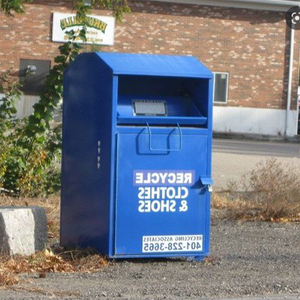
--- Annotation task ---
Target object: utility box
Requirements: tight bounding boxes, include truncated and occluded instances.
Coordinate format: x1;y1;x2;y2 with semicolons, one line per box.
61;52;213;260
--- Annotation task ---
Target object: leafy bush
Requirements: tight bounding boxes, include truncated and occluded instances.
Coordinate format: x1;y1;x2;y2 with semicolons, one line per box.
0;0;32;16
212;158;300;221
0;70;61;197
0;1;130;197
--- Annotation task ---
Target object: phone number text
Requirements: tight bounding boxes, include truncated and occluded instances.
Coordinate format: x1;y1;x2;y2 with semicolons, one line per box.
142;240;202;253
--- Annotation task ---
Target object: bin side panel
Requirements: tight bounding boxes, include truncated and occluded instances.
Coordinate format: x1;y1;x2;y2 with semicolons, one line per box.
61;54;113;254
114;130;210;257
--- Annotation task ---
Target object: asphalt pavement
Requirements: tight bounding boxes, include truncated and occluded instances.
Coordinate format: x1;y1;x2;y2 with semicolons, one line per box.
213;139;300;158
212;138;300;191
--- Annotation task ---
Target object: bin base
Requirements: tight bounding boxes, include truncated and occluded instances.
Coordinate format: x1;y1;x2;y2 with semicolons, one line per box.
111;253;208;261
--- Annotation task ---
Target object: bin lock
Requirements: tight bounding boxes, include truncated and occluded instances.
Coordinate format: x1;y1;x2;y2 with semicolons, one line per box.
199;176;213;193
146;123;182;152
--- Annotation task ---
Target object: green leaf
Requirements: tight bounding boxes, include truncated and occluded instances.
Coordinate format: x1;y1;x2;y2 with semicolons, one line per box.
54;56;66;63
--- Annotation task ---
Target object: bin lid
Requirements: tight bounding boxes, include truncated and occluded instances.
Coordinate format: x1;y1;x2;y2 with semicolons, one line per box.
96;52;213;78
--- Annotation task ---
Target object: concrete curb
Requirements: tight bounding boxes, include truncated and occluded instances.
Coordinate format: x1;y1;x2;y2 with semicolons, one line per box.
0;206;47;255
213;131;300;143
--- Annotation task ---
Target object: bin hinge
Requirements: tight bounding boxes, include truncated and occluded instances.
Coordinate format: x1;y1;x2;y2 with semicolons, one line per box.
199;176;213;193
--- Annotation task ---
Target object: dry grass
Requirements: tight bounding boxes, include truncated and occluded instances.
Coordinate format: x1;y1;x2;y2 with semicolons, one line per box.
0;248;108;286
0;195;108;287
201;255;221;266
1;248;107;274
212;158;300;222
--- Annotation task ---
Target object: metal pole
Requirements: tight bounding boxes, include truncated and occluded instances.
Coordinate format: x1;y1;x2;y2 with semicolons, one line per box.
285;28;295;136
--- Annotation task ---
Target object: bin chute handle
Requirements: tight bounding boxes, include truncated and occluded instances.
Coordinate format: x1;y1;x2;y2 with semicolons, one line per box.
146;123;182;152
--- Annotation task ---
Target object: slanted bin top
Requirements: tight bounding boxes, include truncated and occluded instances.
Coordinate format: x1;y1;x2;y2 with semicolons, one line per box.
95;52;213;78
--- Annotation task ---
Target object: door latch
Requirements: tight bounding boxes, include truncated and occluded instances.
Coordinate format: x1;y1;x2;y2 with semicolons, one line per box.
199;176;213;193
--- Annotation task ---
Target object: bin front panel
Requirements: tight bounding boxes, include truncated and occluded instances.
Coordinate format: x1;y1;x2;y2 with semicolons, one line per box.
114;130;209;257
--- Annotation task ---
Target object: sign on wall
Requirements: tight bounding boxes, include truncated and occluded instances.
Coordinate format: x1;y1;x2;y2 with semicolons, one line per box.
52;13;115;45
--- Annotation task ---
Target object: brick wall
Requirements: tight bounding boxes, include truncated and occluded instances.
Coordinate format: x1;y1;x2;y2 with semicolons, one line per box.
0;1;70;71
0;0;299;110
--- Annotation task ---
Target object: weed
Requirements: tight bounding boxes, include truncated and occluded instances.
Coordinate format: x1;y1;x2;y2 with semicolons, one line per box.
212;158;300;221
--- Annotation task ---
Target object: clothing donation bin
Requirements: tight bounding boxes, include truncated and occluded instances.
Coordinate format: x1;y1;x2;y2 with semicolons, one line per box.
61;52;213;260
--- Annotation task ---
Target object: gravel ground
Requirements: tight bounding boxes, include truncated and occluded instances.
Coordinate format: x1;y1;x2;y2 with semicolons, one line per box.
1;215;300;300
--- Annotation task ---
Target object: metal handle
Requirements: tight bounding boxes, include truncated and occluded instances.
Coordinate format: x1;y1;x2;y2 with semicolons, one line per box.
146;123;182;152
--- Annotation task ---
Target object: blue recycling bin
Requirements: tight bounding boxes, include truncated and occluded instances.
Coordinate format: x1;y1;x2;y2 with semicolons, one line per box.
61;52;213;260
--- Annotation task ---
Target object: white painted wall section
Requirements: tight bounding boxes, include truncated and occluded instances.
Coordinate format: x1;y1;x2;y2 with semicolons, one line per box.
213;106;298;137
1;93;298;137
15;95;40;119
0;93;40;119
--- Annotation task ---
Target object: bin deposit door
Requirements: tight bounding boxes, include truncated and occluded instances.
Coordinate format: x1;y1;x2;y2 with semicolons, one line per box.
114;128;209;257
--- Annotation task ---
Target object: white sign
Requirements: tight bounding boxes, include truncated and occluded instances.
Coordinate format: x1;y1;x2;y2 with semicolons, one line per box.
142;235;203;253
134;170;195;213
52;12;115;45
